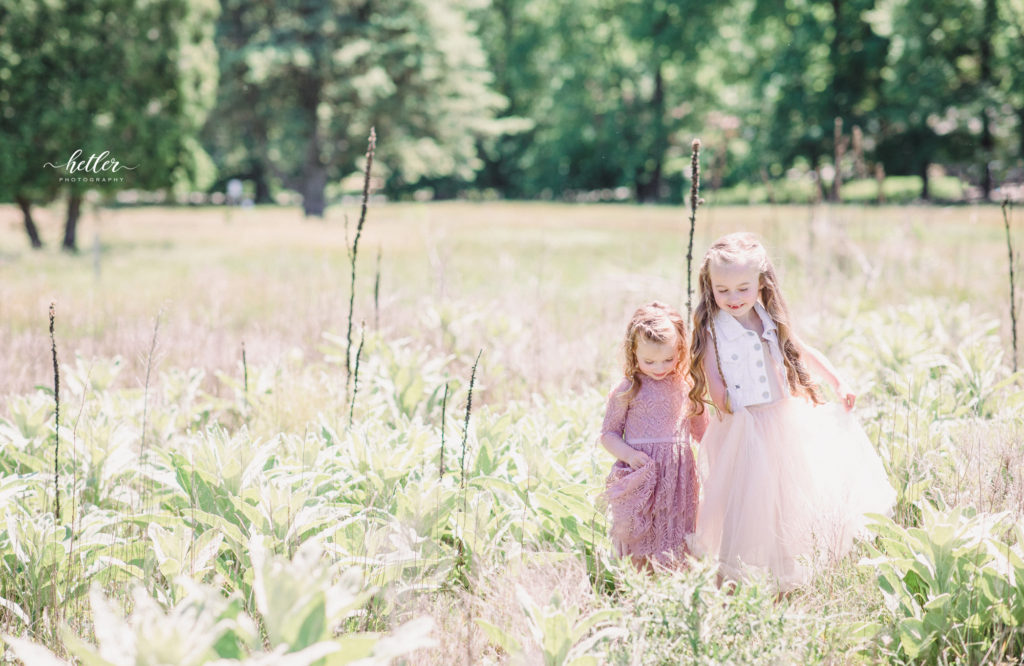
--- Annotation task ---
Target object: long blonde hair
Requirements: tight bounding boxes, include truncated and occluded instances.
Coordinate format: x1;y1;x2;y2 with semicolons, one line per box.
618;301;690;405
688;232;823;415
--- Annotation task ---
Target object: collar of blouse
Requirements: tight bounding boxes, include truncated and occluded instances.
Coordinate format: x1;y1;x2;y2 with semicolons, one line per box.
714;301;777;341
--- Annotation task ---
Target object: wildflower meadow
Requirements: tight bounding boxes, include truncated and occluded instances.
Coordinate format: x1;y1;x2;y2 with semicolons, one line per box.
1;200;1023;664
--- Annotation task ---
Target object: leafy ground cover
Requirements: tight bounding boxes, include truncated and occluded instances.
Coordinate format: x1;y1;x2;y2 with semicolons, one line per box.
1;201;1022;664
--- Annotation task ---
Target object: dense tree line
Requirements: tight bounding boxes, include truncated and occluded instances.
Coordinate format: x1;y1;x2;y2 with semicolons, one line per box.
463;0;1024;203
2;0;1023;249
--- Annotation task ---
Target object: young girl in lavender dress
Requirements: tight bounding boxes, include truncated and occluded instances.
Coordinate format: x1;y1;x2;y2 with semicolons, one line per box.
599;302;709;570
687;232;895;591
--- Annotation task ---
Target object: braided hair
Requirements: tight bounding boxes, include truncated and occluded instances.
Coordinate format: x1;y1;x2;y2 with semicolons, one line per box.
688;233;822;416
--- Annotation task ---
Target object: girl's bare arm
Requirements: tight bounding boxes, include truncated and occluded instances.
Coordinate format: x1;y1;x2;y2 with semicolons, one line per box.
599;432;651;468
793;336;856;409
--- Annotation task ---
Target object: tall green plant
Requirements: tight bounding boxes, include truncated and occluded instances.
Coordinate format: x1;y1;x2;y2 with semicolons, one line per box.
860;506;1024;663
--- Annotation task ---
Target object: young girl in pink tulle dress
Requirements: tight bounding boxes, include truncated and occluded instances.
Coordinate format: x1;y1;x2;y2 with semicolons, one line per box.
687;232;895;591
599;302;709;570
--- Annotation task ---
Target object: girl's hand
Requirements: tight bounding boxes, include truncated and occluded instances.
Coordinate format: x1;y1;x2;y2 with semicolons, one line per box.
836;384;856;411
623;449;652;469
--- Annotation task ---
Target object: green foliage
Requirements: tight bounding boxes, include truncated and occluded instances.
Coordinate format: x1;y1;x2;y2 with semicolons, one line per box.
204;0;503;214
0;0;220;204
2;208;1024;663
3;550;435;665
4;0;1024;208
603;559;839;664
711;175;969;204
477;585;623;665
861;507;1024;663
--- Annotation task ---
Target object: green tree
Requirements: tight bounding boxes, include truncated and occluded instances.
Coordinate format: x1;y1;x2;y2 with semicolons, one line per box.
869;0;986;199
473;0;725;202
201;0;277;204
732;0;886;190
622;0;722;201
0;0;63;248
213;0;503;216
995;0;1024;183
0;0;219;251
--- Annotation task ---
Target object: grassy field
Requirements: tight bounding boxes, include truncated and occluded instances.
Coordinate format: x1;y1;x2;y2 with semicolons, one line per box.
1;200;1023;664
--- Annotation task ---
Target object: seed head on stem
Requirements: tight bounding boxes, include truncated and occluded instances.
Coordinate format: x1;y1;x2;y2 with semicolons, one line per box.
346;128;377;392
686;139;702;320
49;303;60;519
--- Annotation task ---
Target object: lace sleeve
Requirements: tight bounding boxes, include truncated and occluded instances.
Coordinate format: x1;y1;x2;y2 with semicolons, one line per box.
601;378;632;437
686;409;710;442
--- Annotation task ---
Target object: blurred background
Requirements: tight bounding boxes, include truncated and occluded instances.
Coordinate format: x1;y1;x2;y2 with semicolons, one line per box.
2;0;1023;251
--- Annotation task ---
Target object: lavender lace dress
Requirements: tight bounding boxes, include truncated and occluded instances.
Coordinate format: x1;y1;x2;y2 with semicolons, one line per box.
600;373;708;566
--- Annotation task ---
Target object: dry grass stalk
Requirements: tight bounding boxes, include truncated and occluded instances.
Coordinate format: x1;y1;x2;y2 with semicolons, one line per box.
48;302;61;639
140;310;162;464
49;303;60;519
374;246;382;331
460;350;482;491
439;382;449;479
686;138;702;320
1004;199;1017;373
455;351;482;586
242;340;249;411
348;322;366;427
346;128;377;388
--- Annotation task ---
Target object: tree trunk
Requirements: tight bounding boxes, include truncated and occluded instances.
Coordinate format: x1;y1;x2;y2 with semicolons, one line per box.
252;160;272;204
301;150;327;217
919;161;930;201
636;63;665;203
811;152;824;204
981;112;993;200
299;75;326;217
16;195;43;249
63;192;82;252
649;63;665;201
830;117;845;202
1019;107;1024;161
830;0;843;118
979;0;996;201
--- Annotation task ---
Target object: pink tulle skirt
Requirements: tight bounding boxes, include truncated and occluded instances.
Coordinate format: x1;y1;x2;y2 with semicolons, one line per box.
603;437;698;567
688;398;895;590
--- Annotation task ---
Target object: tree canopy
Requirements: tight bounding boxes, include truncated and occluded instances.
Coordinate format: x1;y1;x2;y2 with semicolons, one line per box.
0;0;219;249
2;0;1022;235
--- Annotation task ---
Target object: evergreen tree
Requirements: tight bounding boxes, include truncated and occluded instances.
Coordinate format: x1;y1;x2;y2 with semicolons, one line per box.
0;0;219;250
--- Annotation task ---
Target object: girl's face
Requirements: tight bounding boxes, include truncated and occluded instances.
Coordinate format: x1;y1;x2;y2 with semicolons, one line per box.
709;259;761;320
635;334;679;380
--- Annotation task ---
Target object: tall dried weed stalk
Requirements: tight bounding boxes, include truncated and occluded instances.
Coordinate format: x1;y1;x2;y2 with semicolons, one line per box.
140;310;162;463
686;139;702;320
346;128;377;390
349;322;366;427
49;303;60;519
241;340;249;411
460;350;482;492
48;302;61;638
374;246;382;331
439;382;449;479
1004;199;1018;372
456;351;482;587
